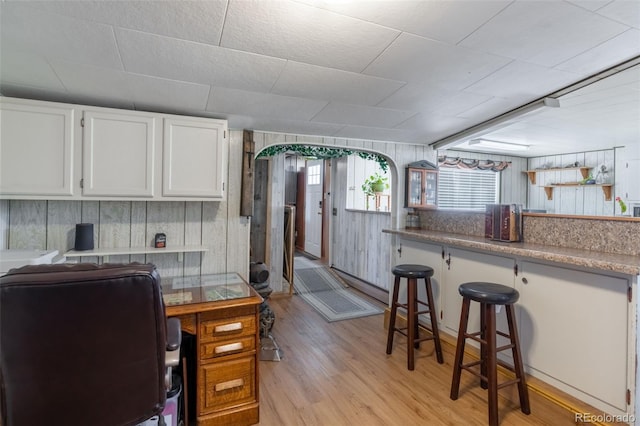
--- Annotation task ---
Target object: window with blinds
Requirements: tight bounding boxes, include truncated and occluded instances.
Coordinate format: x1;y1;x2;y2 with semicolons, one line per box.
437;168;499;210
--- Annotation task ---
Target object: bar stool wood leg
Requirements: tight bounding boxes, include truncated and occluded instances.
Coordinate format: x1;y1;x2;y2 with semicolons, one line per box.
450;297;470;399
407;277;416;370
480;302;488;390
506;304;531;414
386;275;401;355
425;277;444;364
486;304;498;426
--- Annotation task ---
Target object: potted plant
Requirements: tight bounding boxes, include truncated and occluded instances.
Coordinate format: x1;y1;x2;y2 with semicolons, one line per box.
362;172;389;196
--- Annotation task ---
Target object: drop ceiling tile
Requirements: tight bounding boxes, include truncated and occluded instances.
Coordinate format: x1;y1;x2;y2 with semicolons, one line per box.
22;1;228;46
450;98;527;129
116;28;286;93
565;1;614;12
394;112;474;136
364;33;511;90
221;0;399;72
0;83;77;105
206;87;328;121
126;74;211;113
554;29;640;74
299;0;511;45
333;125;426;144
0;48;65;92
245;117;346;138
271;61;406;106
311;103;415;128
597;0;640;29
0;3;122;69
464;61;580;100
459;1;630;67
49;60;133;104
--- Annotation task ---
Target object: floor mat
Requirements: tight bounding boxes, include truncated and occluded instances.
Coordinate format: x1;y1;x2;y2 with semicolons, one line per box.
293;258;384;322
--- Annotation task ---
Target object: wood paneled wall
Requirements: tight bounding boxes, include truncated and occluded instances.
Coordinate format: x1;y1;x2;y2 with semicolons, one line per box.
0;130;250;281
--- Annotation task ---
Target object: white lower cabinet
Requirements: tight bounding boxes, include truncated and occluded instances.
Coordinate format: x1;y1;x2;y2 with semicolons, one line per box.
441;247;515;350
397;239;443;327
516;261;630;415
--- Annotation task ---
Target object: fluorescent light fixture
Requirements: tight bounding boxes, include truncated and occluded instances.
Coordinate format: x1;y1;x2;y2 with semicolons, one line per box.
430;97;560;150
468;138;529;151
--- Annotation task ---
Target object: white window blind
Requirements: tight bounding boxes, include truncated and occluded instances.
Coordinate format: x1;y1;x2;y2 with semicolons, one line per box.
437;168;499;210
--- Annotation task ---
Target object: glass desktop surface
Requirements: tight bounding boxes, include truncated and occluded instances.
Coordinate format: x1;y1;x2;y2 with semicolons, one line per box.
161;273;252;307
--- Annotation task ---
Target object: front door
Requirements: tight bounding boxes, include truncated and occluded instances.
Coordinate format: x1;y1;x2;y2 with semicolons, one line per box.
304;159;323;258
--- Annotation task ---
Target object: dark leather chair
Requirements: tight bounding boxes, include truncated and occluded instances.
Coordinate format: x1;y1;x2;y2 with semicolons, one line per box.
0;263;180;426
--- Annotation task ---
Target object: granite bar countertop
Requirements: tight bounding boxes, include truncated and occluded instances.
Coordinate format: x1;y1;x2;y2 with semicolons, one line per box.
383;228;640;276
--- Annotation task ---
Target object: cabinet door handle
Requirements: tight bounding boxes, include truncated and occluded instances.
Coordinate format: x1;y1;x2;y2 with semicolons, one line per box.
522;277;528;284
446;253;451;270
214;342;244;354
214;322;243;333
215;378;244;392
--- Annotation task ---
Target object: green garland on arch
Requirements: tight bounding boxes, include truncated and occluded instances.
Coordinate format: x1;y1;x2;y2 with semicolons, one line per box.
257;144;388;172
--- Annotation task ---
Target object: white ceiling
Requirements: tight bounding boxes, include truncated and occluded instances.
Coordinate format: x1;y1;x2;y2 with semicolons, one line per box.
1;0;639;157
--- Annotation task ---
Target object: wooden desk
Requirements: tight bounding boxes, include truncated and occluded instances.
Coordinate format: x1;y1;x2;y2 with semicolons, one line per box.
162;273;263;426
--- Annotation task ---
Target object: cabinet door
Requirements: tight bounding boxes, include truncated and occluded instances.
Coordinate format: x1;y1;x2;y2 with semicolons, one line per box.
405;169;424;207
163;117;227;199
398;239;443;327
83;110;156;197
624;159;640;202
516;261;629;414
0;99;74;196
442;248;515;346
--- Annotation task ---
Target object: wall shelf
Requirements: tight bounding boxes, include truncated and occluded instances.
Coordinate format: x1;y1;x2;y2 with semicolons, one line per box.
65;245;208;262
543;184;612;201
523;167;591;185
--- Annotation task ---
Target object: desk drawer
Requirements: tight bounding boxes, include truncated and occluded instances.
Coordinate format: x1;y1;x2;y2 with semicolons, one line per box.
200;356;256;414
200;315;256;343
201;335;255;360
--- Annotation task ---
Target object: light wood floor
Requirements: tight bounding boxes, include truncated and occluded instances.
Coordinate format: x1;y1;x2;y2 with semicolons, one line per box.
258;291;587;426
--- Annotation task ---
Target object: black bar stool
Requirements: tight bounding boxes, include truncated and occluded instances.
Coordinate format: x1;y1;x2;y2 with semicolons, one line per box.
386;264;443;370
450;282;530;426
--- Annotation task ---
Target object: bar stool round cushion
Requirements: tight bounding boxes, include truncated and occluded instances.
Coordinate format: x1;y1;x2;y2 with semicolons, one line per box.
392;264;434;279
459;282;519;305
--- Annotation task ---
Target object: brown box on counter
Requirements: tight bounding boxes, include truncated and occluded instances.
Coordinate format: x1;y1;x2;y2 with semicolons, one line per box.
485;205;494;239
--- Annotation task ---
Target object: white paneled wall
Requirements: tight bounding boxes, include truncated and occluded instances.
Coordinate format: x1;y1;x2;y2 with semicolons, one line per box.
527;150;615;215
0;130;250;280
253;132;437;290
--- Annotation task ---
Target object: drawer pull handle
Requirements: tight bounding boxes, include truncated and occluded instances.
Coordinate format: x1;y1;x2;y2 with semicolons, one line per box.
215;378;244;392
215;342;243;354
214;322;243;333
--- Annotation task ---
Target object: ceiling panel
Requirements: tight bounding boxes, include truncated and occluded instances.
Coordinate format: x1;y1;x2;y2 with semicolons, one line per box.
221;0;399;72
12;1;228;46
271;61;406;106
115;28;286;92
363;33;512;89
0;3;122;70
49;60;133;104
596;0;640;29
311;102;414;128
463;60;581;99
0;47;66;91
207;87;328;121
126;74;211;113
459;0;629;67
298;0;512;45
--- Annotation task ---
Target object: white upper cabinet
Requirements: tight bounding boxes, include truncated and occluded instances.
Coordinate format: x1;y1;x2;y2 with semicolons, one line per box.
0;99;74;197
82;110;157;197
163;116;227;199
0;97;229;201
